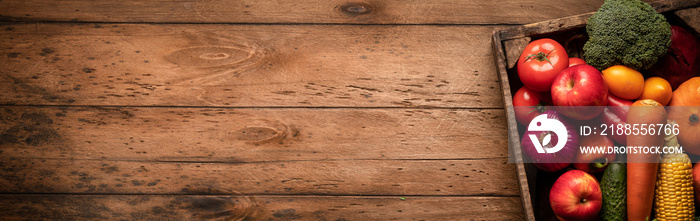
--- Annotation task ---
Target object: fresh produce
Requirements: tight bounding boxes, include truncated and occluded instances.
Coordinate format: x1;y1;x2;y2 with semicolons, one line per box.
647;25;700;90
638;77;673;106
669;106;700;155
654;153;695;220
668;77;700;155
693;163;700;212
549;170;603;221
569;57;587;67
601;65;645;100
574;134;616;173
601;94;633;145
517;38;570;92
513;87;551;126
551;64;609;120
520;110;578;172
652;122;695;220
627;99;667;221
583;0;671;71
669;77;700;106
600;162;626;221
606;93;634;111
505;4;700;218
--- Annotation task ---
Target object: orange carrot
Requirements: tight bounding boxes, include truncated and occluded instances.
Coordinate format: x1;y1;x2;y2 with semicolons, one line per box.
627;99;667;221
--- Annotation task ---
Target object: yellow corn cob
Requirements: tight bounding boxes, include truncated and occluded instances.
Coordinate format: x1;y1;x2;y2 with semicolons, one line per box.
653;152;695;221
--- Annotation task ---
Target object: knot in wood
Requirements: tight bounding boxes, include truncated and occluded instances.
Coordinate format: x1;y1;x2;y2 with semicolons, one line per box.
230;121;293;145
164;46;249;67
199;52;230;60
340;3;372;15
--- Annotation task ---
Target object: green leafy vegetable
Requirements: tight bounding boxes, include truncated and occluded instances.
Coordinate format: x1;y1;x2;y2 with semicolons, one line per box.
583;0;671;70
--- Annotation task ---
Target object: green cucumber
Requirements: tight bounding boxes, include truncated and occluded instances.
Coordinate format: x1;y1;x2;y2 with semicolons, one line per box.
601;162;626;221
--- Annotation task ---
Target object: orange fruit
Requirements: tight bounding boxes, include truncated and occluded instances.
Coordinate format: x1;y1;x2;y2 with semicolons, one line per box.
638;77;673;106
602;65;645;100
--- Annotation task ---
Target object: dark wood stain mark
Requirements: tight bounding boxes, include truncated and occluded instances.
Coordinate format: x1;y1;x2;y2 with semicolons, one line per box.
0;111;61;147
172;196;264;220
346;85;381;92
147;179;161;187
4;76;72;103
131;180;145;186
274;91;297;95
41;48;55;54
273;208;301;220
24;128;59;146
82;67;96;73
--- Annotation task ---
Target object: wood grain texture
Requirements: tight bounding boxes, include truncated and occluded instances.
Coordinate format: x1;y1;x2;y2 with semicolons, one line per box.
0;106;507;162
0;157;518;196
0;0;605;25
0;23;503;108
0;195;524;220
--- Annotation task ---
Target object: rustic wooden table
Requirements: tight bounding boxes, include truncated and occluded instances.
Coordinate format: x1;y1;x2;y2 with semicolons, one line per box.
0;1;610;220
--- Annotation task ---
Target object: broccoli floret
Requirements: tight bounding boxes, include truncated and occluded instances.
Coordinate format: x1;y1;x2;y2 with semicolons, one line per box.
583;0;671;70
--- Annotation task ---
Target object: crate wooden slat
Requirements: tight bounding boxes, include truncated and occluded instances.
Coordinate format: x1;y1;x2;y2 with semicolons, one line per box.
492;0;700;219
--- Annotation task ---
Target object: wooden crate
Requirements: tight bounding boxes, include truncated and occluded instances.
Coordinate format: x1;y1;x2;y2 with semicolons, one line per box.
492;0;700;220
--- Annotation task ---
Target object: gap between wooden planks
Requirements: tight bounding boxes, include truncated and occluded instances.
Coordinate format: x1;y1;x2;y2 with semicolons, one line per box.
0;195;524;220
0;0;604;25
1;23;504;108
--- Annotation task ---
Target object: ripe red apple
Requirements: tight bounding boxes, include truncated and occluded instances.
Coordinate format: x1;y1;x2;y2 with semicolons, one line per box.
574;134;616;173
551;64;609;120
550;170;602;221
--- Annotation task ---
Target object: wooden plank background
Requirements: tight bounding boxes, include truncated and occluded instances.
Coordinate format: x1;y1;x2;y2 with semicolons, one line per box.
0;23;503;108
0;0;621;220
0;0;605;24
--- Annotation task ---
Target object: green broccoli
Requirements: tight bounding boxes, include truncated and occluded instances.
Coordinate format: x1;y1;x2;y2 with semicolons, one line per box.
583;0;671;71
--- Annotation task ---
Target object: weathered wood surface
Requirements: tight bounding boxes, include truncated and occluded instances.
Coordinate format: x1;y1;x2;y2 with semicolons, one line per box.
0;106;517;196
0;195;525;220
0;0;605;25
0;23;503;108
3;0;664;219
0;107;507;161
0;157;518;196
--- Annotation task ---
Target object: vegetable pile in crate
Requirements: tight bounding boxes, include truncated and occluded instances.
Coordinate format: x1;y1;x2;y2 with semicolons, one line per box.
492;0;700;220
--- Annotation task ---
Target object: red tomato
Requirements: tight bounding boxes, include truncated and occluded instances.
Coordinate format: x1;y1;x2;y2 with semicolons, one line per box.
569;57;587;67
517;38;569;92
513;87;551;126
